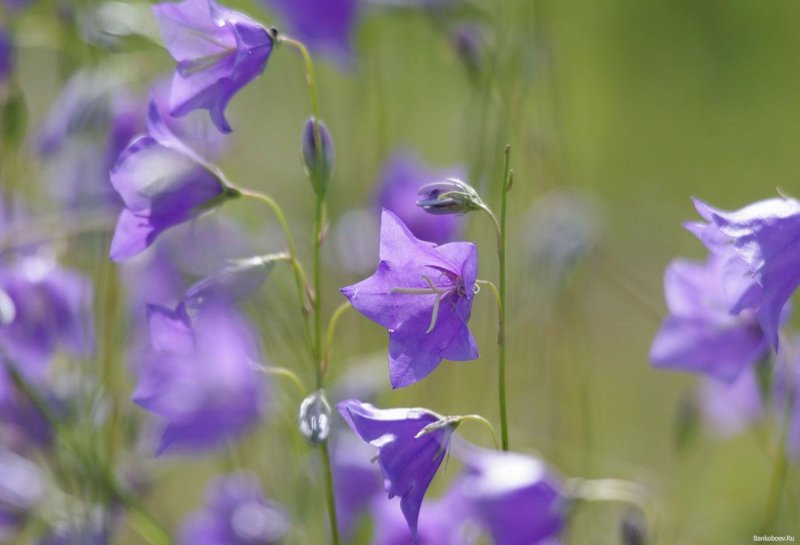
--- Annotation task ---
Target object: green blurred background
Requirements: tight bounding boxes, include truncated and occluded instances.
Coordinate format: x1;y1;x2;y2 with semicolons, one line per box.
7;0;800;543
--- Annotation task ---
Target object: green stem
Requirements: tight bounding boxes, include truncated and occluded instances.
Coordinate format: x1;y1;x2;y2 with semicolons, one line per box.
480;147;512;451
320;441;341;545
280;34;342;545
458;414;501;450
257;366;308;396
323;302;352;378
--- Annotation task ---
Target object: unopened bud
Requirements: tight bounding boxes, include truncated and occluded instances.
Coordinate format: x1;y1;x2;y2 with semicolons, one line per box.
298;389;331;446
416;178;484;215
302;116;334;197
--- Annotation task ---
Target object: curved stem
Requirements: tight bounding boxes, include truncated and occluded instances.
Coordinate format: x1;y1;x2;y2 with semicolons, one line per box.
257;366;307;397
458;414;500;450
323;302;352;378
476;279;501;311
238;188;312;333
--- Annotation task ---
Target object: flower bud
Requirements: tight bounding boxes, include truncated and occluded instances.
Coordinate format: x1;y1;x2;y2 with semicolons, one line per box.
416;178;484;215
302;116;334;197
298;389;331;446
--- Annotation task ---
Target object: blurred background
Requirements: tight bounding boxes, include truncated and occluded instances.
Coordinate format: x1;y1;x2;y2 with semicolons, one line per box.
2;0;800;543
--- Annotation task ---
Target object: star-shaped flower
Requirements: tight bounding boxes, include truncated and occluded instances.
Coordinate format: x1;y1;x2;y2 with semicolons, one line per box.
340;209;478;388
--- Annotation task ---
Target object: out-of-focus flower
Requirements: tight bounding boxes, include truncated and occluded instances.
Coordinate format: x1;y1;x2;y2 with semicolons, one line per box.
262;0;358;65
449;23;488;81
0;448;45;541
332;435;383;540
649;256;770;382
458;448;565;545
523;188;602;293
179;472;290;545
698;367;763;438
0;257;94;372
0;374;59;451
153;0;273;133
183;254;281;313
369;492;475;545
376;152;465;244
337;399;454;539
109;94;238;262
302;116;334;196
687;197;800;349
37;505;109;545
35;69;144;210
341;210;478;388
133;304;265;455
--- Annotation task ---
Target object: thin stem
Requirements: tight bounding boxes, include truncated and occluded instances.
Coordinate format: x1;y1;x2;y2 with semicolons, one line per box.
312;198;324;388
257;366;307;397
488;146;512;451
458;415;500;450
238;188;312;334
320;441;341;545
323;302;352;378
762;391;794;532
476;279;501;310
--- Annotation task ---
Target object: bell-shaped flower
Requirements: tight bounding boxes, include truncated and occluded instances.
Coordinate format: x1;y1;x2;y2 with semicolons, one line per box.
262;0;358;66
376;151;465;244
340;209;478;388
132;303;265;455
337;399;455;540
153;0;273;133
458;448;565;545
109;92;238;262
686;196;800;349
179;472;290;545
649;256;770;382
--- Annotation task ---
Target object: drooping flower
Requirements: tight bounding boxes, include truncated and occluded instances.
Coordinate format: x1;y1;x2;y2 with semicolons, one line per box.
0;448;45;542
0;256;94;372
340;209;478;388
337;399;455;539
376;152;465;244
458;448;565;545
179;472;290;545
109;92;238;262
153;0;273;133
133;304;265;455
262;0;359;65
686;196;800;349
649;256;770;382
774;335;800;459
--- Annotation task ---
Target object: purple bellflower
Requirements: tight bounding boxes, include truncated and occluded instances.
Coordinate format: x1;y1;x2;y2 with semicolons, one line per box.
0;256;94;373
686;196;800;349
263;0;359;65
337;399;455;540
774;336;800;459
340;209;478;388
649;256;770;382
109;92;238;262
133;304;265;455
153;0;273;134
376;152;465;244
179;472;290;545
458;448;565;545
